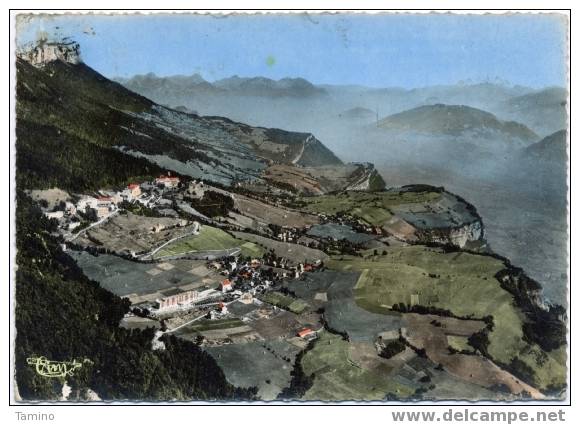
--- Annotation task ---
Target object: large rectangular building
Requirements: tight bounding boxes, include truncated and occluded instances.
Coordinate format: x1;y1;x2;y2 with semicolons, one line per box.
155;289;200;311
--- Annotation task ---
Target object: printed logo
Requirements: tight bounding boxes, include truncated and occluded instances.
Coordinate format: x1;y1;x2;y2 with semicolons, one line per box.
26;356;84;378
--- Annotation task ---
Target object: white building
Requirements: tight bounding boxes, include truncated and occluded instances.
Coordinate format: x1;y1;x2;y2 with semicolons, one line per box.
77;196;98;212
155;289;201;312
68;221;81;231
44;211;64;220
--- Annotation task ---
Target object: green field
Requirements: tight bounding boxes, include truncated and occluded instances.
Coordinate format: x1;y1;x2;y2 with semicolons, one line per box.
447;335;473;353
300;332;415;400
239;241;265;258
260;291;310;314
154;226;263;259
182;318;245;332
299;190;441;226
327;246;566;391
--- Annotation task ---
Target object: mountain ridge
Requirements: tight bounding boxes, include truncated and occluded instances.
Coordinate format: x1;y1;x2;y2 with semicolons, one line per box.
116;73;327;99
16;58;344;192
523;129;567;163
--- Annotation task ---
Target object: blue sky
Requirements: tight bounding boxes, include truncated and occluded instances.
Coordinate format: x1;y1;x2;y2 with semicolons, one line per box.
16;13;568;88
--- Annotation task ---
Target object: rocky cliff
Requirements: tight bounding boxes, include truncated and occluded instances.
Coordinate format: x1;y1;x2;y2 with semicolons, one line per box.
18;39;81;67
415;219;484;249
344;163;386;192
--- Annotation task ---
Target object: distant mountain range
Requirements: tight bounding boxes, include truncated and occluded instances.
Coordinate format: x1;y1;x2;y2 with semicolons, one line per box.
116;73;327;99
115;72;567;141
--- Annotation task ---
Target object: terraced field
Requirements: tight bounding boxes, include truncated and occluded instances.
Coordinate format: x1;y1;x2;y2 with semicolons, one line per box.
326;246;566;391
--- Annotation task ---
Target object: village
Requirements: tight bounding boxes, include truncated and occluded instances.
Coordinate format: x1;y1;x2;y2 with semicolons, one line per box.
40;173;197;237
34;172;326;350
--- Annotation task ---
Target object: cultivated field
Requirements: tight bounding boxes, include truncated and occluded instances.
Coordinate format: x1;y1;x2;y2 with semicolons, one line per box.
402;313;543;399
173;318;260;345
282;270;339;301
69;251;216;299
28;188;71;209
263;164;325;195
181;318;245;332
205;340;301;400
75;212;193;255
247;309;304;340
323;270;403;342
327;246;567;391
299;331;501;401
262;163;376;195
300;332;416;401
260;291;310;314
307;223;376;243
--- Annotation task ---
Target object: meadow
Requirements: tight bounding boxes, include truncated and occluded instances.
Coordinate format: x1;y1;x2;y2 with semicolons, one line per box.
154;226;263;259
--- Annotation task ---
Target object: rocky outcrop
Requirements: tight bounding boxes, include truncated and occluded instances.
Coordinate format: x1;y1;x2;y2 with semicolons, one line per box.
18;39;81;67
344;163;386;192
416;219;484;248
384;187;486;248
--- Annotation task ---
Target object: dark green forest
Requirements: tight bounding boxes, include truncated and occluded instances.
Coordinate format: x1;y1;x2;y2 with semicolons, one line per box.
15;58;214;193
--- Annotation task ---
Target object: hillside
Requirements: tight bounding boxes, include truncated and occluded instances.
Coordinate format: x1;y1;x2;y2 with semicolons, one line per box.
523;130;567;163
498;87;568;137
378;104;538;143
16;59;345;191
115;72;218;98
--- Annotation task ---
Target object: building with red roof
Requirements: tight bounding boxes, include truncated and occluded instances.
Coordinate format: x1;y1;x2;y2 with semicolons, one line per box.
127;183;141;198
297;328;316;339
220;279;233;293
155;175;180;188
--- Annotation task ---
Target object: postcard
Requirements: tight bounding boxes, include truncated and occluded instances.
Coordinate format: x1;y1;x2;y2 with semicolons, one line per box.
11;11;569;403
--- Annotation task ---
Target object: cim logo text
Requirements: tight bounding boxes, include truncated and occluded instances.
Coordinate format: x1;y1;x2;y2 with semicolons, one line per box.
26;356;83;378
